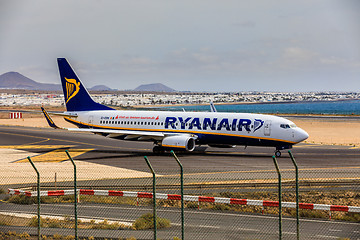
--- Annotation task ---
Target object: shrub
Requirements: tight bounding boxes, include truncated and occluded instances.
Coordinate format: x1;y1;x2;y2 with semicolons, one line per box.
0;220;9;226
185;201;198;209
29;217;43;227
7;195;36;205
53;233;63;240
18;232;31;239
133;213;171;230
90;219;121;230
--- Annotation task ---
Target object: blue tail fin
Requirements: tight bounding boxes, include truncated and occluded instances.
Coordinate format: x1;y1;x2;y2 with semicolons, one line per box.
57;58;113;111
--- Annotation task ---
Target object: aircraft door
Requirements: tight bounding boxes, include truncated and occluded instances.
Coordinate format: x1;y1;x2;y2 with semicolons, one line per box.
264;120;271;136
88;115;94;128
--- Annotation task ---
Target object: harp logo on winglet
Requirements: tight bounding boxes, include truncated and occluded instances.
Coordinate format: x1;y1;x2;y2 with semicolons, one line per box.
65;78;80;103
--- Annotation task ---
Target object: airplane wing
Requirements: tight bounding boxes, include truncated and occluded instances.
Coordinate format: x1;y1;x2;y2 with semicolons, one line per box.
67;128;165;139
41;107;174;141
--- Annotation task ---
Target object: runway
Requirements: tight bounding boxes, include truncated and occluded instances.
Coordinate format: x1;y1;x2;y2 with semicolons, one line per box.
1;125;359;239
0;124;359;188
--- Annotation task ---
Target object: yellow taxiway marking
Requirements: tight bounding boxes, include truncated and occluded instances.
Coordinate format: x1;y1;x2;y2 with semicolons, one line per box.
0;145;76;149
0;128;144;150
293;144;322;148
16;149;94;163
19;138;51;146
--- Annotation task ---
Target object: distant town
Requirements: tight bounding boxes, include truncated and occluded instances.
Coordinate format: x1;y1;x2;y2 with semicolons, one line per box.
0;71;359;108
1;91;359;108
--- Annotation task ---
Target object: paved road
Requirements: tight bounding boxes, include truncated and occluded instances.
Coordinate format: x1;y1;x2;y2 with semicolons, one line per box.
0;125;359;186
0;125;359;172
1;202;359;240
1;125;359;239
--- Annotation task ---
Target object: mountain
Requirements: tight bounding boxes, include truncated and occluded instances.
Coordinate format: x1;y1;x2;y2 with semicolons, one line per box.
88;85;117;91
133;83;175;92
0;72;61;91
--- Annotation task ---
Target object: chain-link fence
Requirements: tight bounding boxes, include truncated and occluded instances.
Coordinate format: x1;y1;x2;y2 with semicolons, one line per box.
1;147;359;240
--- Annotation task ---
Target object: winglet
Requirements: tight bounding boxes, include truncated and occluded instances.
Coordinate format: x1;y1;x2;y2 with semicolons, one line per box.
41;107;60;129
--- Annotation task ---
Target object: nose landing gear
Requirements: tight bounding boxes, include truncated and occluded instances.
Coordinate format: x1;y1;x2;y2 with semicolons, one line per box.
274;145;293;157
274;150;282;157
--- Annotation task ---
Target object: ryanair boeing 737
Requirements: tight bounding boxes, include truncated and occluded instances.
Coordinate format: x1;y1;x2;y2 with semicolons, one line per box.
42;58;309;157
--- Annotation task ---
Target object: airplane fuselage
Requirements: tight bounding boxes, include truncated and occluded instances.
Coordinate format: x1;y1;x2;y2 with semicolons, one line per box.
64;110;308;149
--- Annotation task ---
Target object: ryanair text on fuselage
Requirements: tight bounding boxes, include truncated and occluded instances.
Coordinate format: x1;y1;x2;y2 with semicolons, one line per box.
165;117;263;132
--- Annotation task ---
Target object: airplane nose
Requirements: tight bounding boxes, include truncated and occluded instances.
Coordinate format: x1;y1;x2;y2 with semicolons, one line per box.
296;128;309;142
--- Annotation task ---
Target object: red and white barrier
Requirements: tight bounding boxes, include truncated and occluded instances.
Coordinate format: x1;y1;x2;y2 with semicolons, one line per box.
8;188;360;213
9;112;22;119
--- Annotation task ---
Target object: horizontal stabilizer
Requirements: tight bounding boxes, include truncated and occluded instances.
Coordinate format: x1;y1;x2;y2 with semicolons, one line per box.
41;107;61;129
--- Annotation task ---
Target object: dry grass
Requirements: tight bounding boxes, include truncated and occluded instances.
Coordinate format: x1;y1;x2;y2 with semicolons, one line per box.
5;190;360;222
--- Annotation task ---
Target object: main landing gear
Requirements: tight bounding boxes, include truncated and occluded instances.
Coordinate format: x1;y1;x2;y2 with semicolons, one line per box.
153;145;165;154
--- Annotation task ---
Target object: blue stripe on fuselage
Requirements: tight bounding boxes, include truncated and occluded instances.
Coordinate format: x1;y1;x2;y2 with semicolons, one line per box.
64;117;294;148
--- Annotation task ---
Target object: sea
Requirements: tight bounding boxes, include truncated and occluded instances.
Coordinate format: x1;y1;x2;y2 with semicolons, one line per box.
158;100;360;115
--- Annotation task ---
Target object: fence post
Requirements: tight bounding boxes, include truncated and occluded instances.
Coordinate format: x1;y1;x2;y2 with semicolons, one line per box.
65;150;78;240
288;150;299;240
27;156;41;240
272;156;282;240
170;150;185;240
144;156;157;240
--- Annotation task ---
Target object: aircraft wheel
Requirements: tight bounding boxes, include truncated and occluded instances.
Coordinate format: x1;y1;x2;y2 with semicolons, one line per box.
274;150;282;158
153;146;165;155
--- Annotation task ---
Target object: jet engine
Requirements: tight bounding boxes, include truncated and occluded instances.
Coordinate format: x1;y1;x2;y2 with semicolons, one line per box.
161;135;196;151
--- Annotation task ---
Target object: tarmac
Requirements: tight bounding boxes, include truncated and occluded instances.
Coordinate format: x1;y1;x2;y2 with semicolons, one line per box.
0;124;359;189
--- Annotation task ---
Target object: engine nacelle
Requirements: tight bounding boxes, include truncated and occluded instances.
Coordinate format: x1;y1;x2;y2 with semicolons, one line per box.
161;135;196;151
208;144;236;148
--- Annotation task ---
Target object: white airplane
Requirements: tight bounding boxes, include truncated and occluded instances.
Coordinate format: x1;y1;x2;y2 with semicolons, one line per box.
42;58;309;157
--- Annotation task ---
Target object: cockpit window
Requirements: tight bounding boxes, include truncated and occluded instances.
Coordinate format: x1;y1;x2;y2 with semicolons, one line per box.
280;123;297;129
280;124;290;129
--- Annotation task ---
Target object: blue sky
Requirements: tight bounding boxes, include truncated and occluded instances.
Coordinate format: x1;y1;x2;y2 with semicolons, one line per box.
0;0;359;92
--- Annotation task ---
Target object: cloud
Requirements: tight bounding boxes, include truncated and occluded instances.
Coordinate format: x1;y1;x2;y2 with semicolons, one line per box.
1;1;359;92
232;21;256;28
282;47;318;62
